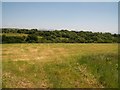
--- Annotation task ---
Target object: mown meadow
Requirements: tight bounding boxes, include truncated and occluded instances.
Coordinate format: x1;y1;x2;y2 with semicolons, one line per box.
2;43;118;88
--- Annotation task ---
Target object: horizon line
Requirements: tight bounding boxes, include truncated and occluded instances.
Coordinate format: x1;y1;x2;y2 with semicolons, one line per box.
1;27;118;34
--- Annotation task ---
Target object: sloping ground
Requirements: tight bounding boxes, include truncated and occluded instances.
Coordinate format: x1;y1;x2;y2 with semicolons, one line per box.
2;44;118;88
1;33;28;37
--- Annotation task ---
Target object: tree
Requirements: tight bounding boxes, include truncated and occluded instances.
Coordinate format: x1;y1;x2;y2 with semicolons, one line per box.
2;28;119;43
26;34;38;43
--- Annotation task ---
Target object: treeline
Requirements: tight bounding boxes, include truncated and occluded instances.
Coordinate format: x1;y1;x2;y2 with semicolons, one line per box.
1;28;120;43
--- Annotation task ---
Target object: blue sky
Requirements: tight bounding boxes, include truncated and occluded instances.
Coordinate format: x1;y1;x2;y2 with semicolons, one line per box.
2;2;118;33
1;0;120;2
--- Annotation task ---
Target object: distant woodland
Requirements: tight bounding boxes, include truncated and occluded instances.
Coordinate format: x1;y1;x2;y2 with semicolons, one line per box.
1;28;120;43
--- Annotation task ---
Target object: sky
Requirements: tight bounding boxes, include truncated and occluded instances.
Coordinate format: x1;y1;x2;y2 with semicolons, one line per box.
0;2;1;28
2;2;118;34
1;0;120;2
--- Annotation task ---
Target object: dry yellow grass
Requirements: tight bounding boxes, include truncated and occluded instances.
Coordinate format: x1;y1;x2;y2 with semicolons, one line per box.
2;43;118;62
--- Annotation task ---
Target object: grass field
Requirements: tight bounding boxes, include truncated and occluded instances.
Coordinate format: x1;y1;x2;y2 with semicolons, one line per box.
0;33;28;37
2;43;118;88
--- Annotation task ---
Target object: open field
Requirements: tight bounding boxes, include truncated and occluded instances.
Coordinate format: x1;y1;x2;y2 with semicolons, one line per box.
0;33;28;37
2;43;118;88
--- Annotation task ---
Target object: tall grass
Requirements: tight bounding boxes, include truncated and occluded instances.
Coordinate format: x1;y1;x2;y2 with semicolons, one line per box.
2;44;118;88
77;53;118;88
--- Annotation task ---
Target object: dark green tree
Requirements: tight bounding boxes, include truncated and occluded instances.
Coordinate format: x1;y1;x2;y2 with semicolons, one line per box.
26;34;38;43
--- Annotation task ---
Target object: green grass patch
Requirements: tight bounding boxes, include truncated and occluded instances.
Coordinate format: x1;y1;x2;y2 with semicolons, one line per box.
77;53;118;88
1;33;28;37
